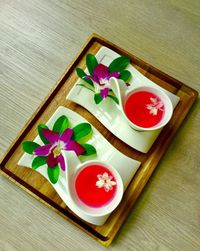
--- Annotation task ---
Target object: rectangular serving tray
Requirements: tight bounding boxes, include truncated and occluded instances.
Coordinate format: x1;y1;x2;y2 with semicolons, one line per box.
0;34;198;246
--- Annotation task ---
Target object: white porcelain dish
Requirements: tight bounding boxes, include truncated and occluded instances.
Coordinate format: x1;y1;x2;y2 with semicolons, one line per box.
18;106;141;225
67;46;180;153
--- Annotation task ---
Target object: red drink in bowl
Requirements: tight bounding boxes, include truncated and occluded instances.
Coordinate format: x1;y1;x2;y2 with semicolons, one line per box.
75;164;117;208
124;91;165;128
109;78;173;131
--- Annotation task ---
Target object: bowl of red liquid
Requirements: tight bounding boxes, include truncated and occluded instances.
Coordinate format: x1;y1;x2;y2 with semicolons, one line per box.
70;160;124;220
110;78;173;131
123;86;173;131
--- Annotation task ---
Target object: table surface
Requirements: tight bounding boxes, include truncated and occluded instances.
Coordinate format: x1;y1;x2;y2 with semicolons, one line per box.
0;0;199;250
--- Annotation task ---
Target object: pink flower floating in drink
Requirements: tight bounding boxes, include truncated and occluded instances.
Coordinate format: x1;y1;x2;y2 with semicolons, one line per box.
146;97;164;116
22;115;97;184
76;53;132;104
96;172;116;192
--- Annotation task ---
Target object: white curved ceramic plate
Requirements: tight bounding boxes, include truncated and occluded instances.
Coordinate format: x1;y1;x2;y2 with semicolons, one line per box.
67;46;180;153
18;106;141;225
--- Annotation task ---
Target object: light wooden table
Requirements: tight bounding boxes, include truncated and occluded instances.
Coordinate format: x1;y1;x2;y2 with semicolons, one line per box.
0;0;199;250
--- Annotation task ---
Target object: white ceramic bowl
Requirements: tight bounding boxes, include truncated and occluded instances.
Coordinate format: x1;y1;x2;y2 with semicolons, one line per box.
123;86;173;131
69;160;124;219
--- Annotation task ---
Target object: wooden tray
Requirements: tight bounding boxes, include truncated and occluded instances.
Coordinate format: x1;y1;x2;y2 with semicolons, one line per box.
0;34;198;246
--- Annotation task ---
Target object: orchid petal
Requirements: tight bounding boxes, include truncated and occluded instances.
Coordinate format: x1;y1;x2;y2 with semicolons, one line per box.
42;128;59;143
47;151;58;167
93;64;109;79
109;71;120;79
34;144;52;156
100;88;109;99
58;154;66;171
59;128;73;143
64;140;85;155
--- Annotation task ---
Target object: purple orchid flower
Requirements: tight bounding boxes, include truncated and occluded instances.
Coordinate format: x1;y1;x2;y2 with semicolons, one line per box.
34;128;85;171
84;64;120;99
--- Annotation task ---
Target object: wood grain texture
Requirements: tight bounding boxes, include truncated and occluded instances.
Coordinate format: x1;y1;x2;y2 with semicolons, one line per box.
1;35;197;246
0;0;200;250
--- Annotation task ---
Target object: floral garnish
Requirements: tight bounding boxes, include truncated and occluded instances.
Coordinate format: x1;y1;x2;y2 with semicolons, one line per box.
146;97;164;116
96;172;116;192
33;128;84;171
76;53;132;104
84;64;120;100
22;115;97;184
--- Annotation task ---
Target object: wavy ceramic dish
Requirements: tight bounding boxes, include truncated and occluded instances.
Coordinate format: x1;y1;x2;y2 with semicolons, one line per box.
67;46;180;153
18;106;141;225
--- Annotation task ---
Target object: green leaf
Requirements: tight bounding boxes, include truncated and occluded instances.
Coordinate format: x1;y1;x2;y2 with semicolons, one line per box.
22;141;40;155
76;68;94;86
83;78;94;86
83;77;94;86
47;165;60;184
81;144;97;156
72;123;92;141
77;84;94;92
32;156;47;170
119;70;131;82
38;124;49;144
94;93;103;104
53;115;69;134
86;54;98;76
108;94;119;104
109;56;131;73
76;67;86;78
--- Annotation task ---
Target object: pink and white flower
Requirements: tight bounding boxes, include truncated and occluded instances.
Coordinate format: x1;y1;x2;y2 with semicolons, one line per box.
34;128;85;171
96;172;116;192
146;97;164;116
84;64;120;99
